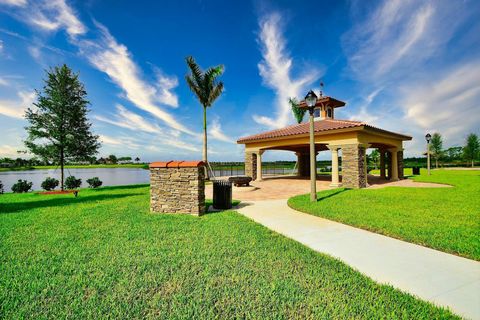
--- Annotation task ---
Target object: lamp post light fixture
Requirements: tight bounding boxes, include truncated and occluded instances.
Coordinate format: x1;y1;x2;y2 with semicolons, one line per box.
305;90;318;202
425;133;432;175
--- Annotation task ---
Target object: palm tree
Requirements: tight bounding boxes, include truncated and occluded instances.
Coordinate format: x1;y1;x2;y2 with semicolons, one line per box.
289;97;306;124
185;56;224;171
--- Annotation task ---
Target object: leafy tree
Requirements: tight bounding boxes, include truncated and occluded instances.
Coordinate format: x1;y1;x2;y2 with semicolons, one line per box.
429;132;443;168
24;64;99;190
185;56;224;173
108;154;118;164
463;133;479;167
118;156;132;162
135;157;140;163
368;150;380;169
289;97;306;124
444;146;463;161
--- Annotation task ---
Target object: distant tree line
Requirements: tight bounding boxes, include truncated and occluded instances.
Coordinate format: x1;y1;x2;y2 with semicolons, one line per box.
426;132;479;168
0;155;143;168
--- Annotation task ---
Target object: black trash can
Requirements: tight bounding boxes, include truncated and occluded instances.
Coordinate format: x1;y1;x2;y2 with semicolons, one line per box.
412;167;420;175
213;180;232;209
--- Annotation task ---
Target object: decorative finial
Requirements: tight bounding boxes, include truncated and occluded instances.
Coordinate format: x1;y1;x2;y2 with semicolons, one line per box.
320;82;324;97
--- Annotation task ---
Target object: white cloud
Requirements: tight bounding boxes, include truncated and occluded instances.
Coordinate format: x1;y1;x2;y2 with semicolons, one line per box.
27;45;41;60
254;13;321;129
95;104;162;134
0;90;35;119
0;0;85;37
208;117;233;143
99;134;140;149
20;0;86;37
401;60;480;142
77;22;193;135
0;77;8;86
95;105;200;153
0;39;3;53
341;0;480;156
0;144;21;157
343;0;465;83
0;0;27;7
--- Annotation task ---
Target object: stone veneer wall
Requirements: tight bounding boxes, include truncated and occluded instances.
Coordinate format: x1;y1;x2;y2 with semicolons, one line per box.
397;150;404;179
342;144;367;188
150;161;205;216
296;152;310;177
245;151;257;180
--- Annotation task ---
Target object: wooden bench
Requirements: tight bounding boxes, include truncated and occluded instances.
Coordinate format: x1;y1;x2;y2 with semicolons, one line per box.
228;176;252;187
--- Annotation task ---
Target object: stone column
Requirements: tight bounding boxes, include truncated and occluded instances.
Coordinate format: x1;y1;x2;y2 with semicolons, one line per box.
256;150;264;181
389;148;399;181
327;145;341;187
397;149;404;179
296;152;310;177
341;144;367;188
379;150;386;179
245;151;257;180
149;161;206;216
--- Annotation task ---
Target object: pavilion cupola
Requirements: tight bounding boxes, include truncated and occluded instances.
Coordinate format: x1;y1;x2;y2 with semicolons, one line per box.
299;95;346;120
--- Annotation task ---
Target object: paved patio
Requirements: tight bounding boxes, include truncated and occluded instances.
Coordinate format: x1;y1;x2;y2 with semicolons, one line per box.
237;199;480;319
206;174;450;201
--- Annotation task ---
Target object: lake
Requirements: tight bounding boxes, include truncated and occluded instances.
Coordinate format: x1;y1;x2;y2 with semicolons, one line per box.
0;168;150;192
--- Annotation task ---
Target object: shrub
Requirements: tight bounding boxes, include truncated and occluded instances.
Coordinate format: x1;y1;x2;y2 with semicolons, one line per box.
65;176;82;189
11;180;33;193
86;177;102;188
0;180;4;194
41;177;59;191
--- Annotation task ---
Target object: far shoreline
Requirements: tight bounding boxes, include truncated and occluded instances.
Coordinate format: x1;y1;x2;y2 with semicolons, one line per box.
0;164;149;172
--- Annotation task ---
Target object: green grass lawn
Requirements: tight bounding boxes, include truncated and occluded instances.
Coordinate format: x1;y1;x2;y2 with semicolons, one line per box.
289;169;480;261
0;185;457;319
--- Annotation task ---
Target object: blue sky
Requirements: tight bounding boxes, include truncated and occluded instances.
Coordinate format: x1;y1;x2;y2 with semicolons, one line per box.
0;0;479;162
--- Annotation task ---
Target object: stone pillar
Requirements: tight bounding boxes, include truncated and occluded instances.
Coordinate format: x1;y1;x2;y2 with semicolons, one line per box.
386;151;392;180
389;148;399;181
397;149;404;179
327;145;341;187
245;151;257;180
296;152;310;177
256;150;264;181
149;161;206;216
380;150;386;179
363;146;368;187
341;144;367;188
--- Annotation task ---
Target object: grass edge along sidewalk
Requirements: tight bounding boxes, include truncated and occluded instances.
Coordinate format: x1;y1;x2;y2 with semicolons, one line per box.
288;169;480;261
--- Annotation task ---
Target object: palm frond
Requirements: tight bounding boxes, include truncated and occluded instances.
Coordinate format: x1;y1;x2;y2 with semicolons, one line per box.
206;82;224;107
185;56;203;87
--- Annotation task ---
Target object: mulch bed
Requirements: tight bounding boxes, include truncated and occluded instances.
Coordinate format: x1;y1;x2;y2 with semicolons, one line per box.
38;190;79;196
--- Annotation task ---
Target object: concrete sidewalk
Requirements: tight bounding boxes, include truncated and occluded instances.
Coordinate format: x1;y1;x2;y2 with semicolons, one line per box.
237;199;480;319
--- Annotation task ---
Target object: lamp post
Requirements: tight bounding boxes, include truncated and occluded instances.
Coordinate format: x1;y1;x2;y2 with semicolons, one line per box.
305;90;318;202
425;133;431;175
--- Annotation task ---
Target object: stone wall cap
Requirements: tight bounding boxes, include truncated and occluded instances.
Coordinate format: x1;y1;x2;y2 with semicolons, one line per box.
150;160;205;168
179;161;205;167
149;161;172;168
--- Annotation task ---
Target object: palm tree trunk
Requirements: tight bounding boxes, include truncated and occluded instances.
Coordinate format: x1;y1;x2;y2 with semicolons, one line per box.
203;106;207;163
202;106;209;179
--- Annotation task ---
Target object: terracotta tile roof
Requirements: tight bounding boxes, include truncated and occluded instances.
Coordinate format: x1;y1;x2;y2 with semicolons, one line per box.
150;160;205;168
237;119;411;143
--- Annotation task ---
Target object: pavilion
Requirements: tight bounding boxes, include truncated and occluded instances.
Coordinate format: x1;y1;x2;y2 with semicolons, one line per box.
237;95;412;188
